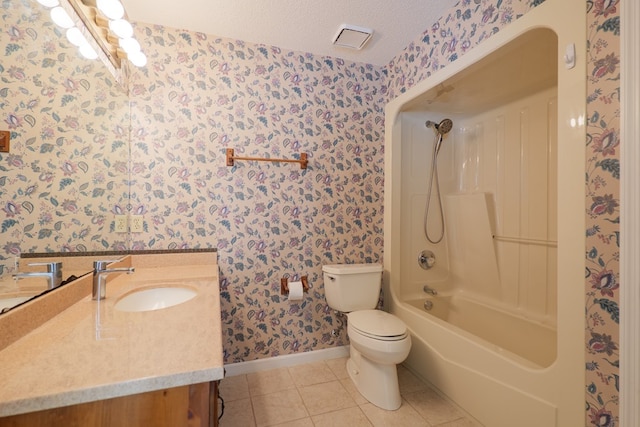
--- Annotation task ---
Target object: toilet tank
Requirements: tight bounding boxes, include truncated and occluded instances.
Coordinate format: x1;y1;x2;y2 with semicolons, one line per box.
322;263;383;312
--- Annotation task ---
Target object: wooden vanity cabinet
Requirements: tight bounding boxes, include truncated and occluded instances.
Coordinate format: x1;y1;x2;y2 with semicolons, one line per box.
0;381;219;427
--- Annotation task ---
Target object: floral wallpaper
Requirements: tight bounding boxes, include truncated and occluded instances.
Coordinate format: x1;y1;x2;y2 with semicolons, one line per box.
584;0;620;426
0;0;130;275
0;0;623;423
383;0;541;100
127;26;386;361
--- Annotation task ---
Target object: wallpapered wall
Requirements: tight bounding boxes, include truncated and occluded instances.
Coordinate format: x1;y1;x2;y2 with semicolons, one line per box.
0;0;130;275
584;1;620;426
0;0;621;424
127;26;386;360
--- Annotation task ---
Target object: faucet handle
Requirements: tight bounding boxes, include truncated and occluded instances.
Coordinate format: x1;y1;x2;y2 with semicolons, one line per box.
418;250;436;270
93;260;119;271
27;261;62;272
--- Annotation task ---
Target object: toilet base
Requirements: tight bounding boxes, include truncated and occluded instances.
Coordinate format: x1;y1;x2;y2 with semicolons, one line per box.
347;345;402;410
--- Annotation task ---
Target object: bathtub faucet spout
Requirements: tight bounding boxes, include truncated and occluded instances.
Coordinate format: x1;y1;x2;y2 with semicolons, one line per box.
423;285;437;295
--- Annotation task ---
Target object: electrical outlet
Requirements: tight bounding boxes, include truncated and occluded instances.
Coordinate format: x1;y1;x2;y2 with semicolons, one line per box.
130;215;144;233
115;215;128;233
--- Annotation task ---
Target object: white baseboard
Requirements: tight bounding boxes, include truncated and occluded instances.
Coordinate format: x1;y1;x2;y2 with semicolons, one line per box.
224;346;350;377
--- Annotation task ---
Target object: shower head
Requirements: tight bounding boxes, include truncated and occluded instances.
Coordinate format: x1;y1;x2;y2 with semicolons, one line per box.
425;118;453;135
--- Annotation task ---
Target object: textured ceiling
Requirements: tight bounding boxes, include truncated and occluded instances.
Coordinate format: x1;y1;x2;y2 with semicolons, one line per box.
121;0;459;66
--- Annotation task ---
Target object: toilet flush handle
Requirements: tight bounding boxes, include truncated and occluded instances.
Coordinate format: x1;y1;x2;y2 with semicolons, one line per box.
327;275;336;281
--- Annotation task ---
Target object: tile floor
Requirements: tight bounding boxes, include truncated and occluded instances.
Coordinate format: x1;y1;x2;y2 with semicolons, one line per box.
218;357;482;427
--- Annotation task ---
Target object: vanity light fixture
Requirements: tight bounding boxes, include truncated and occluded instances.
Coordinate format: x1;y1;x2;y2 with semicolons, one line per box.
119;37;140;54
127;50;147;67
35;0;146;71
109;19;133;39
37;0;60;7
65;26;99;59
50;6;75;28
74;0;147;68
65;26;85;45
78;41;99;59
96;0;124;20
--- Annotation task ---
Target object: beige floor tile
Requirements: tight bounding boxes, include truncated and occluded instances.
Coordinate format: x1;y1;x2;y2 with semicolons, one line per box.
289;360;337;387
298;379;357;416
312;407;373;427
220;374;250;401
397;365;429;395
271;417;315;427
219;397;256;427
434;416;483;427
252;388;309;427
325;357;350;379
360;399;430;427
339;377;370;405
404;388;465;426
248;367;296;396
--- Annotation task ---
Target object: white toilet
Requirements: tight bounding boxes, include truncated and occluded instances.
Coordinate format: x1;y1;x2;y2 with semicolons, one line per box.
322;263;411;410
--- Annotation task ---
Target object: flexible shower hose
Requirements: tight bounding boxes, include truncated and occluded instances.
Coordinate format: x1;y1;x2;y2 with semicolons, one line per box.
423;134;445;244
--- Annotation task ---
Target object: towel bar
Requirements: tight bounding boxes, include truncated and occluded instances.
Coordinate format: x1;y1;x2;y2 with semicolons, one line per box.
226;148;308;169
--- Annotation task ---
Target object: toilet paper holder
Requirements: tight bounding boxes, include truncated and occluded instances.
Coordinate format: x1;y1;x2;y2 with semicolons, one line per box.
281;276;309;295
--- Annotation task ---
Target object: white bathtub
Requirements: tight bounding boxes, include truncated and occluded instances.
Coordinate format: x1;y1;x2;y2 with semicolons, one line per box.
390;291;563;426
405;293;556;368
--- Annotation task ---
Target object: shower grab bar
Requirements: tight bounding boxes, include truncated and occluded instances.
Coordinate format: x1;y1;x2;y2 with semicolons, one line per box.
493;235;557;247
226;148;308;169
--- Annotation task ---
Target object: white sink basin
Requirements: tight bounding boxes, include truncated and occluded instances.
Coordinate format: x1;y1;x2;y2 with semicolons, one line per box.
114;285;197;312
0;295;34;312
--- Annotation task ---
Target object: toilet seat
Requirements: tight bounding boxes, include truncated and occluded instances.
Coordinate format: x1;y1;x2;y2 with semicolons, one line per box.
348;309;408;341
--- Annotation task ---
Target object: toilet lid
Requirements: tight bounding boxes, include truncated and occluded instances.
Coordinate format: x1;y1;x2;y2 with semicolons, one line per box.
348;310;408;340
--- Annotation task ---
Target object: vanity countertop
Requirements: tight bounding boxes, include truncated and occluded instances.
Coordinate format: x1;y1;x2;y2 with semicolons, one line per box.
0;254;223;417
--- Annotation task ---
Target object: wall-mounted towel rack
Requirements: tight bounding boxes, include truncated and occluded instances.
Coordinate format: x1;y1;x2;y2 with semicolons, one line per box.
226;148;308;169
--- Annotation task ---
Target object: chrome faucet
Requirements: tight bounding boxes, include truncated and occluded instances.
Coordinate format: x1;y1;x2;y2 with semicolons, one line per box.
13;262;63;290
423;284;438;296
92;260;135;300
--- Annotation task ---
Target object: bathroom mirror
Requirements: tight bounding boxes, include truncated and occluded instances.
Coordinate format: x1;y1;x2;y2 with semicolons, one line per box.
0;1;130;310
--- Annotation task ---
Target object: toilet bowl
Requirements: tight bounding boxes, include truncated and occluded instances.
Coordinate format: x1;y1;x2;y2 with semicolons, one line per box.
346;309;411;410
322;263;411;411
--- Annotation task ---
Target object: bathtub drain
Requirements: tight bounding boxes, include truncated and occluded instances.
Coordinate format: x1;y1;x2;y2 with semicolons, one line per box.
424;300;433;311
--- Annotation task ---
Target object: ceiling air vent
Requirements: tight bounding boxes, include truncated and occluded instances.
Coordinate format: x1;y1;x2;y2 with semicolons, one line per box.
332;24;373;50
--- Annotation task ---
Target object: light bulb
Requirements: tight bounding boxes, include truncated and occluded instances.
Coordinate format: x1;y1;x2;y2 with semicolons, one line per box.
128;51;147;67
50;7;74;29
119;37;141;54
96;0;124;20
37;0;60;7
66;27;87;47
79;42;98;60
109;19;133;39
